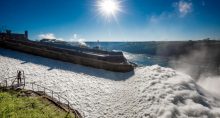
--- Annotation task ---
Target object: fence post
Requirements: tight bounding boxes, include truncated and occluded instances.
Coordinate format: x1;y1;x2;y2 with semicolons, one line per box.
44;87;46;95
37;85;39;91
24;76;25;86
58;95;60;103
68;101;70;112
52;91;53;99
32;83;34;91
6;80;7;87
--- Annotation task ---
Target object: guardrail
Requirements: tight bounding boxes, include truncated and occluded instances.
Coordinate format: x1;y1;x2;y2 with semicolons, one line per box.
0;75;81;118
27;82;81;118
0;76;18;88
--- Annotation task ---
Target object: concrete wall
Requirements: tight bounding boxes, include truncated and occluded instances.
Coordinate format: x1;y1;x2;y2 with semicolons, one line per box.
0;40;134;72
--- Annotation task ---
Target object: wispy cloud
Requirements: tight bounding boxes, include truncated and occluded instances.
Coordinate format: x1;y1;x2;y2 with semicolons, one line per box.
149;12;174;24
148;0;193;24
175;0;193;17
202;1;205;6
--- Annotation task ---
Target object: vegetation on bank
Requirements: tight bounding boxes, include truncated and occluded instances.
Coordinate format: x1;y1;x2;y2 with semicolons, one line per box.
0;90;75;118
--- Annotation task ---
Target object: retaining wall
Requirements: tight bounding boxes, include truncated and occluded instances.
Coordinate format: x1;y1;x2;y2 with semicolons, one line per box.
0;39;134;72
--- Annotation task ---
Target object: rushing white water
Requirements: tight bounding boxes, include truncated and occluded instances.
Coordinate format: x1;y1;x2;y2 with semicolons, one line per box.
122;51;169;67
0;48;220;118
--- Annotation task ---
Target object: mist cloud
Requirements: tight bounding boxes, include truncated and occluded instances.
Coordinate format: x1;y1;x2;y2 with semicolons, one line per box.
197;76;220;97
38;33;56;39
169;44;220;97
38;33;63;41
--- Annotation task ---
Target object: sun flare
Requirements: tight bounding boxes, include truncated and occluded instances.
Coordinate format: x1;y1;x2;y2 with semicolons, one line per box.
97;0;122;20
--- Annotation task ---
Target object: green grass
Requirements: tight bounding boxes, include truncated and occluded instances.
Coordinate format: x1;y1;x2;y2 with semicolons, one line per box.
0;90;75;118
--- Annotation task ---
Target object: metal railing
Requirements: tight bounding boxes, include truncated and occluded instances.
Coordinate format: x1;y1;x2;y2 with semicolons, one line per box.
0;74;81;118
27;82;81;118
30;82;70;107
0;76;18;88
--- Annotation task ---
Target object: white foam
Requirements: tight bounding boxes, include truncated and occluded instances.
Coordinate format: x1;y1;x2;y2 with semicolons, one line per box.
0;48;220;118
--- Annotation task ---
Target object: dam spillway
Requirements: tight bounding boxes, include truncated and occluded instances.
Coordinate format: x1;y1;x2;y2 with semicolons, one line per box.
0;38;134;72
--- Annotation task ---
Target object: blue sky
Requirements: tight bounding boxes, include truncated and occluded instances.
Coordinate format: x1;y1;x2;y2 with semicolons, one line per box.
0;0;220;41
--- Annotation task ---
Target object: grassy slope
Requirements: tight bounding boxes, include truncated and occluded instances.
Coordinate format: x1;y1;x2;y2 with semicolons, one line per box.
0;90;75;118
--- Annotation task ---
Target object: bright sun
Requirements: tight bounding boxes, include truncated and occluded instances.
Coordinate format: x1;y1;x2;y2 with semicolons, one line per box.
97;0;122;20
